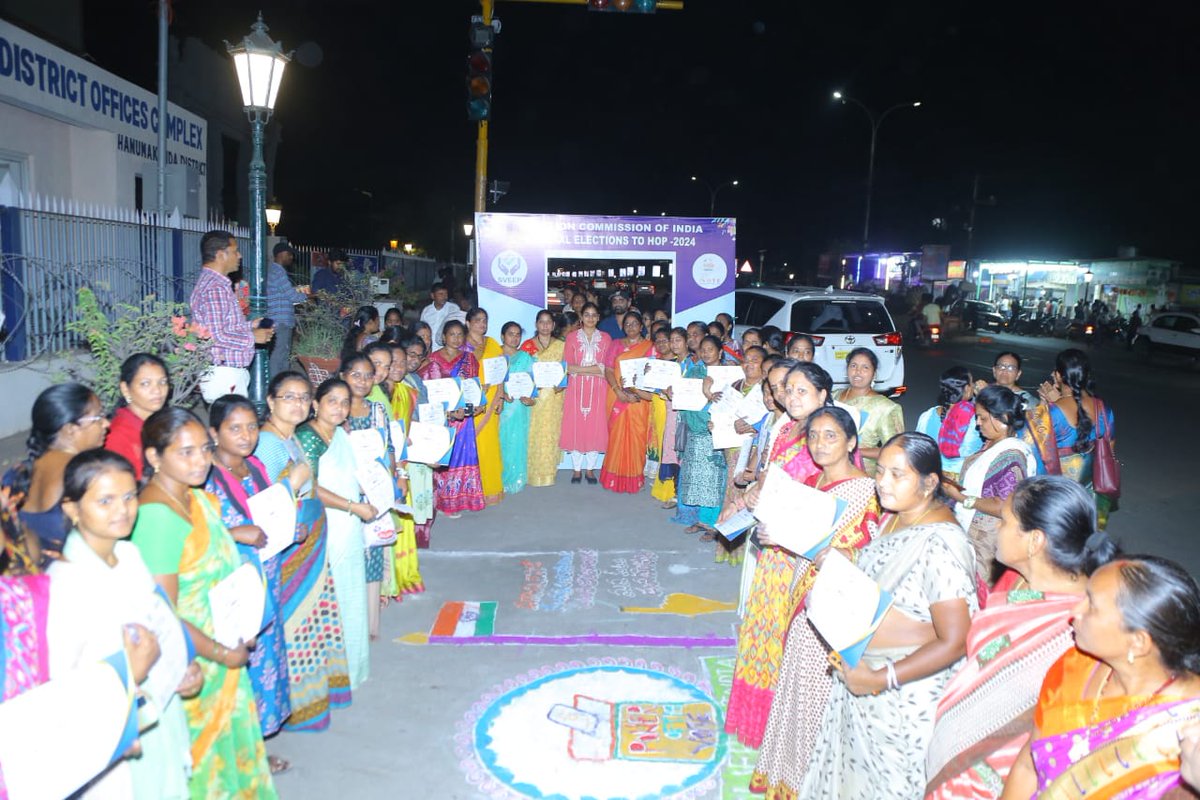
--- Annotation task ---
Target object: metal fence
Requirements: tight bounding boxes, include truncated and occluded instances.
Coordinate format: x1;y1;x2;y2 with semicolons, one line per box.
1;194;250;363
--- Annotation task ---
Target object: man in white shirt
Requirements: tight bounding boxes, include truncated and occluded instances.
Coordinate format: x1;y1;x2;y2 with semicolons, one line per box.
419;282;465;347
922;294;943;326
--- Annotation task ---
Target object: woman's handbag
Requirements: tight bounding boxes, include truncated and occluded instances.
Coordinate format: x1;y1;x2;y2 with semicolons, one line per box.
1091;399;1120;498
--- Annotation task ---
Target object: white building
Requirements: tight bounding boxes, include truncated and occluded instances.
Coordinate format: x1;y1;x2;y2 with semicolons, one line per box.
0;16;208;216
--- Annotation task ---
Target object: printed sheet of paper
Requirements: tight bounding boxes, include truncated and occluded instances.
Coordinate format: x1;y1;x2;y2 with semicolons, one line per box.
642;359;681;391
424;378;462;410
356;461;396;517
246;483;297;562
735;384;769;423
348;428;385;465
505;372;535;399
705;365;745;392
481;355;508;386
711;411;753;450
620;357;650;388
140;587;191;711
751;467;845;555
390;420;406;460
406;421;453;464
531;360;567;389
460;377;483;407
716;507;757;540
207;563;267;648
671;378;708;411
807;549;893;666
417;402;446;427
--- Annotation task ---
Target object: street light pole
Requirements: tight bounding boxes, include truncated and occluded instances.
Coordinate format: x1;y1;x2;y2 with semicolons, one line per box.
832;92;921;253
690;176;738;216
227;14;290;413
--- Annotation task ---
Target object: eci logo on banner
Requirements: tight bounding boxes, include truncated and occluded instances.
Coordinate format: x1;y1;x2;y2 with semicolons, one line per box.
691;253;728;290
491;250;528;288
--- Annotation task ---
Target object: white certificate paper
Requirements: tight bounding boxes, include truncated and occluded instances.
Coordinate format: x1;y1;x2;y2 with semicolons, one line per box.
356;461;396;517
406;421;453;464
531;360;567;389
460;377;483;407
417;402;447;427
671;378;709;411
642;359;681;391
424;378;462;409
716;507;757;540
751;468;845;556
620;357;650;388
735;384;769;423
807;549;893;667
481;355;508;386
711;410;753;450
140;588;190;711
246;483;297;562
207;563;267;648
705;365;745;392
348;428;385;465
505;372;535;399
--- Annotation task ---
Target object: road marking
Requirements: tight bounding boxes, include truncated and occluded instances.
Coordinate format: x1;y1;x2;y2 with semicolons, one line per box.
396;633;736;648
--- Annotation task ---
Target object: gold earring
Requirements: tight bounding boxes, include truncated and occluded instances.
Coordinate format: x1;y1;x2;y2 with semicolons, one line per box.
1126;649;1135;665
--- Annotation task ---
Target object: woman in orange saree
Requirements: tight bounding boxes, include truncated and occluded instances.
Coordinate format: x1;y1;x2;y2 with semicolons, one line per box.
599;310;656;493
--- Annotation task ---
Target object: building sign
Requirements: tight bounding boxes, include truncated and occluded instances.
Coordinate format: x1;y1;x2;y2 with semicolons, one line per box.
0;20;206;173
947;259;966;280
475;213;736;338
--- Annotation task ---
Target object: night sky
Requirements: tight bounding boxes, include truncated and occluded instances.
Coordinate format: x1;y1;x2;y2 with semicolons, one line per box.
82;1;1200;274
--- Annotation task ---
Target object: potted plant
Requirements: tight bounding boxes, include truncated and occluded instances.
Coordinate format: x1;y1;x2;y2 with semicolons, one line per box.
293;269;375;386
61;287;213;410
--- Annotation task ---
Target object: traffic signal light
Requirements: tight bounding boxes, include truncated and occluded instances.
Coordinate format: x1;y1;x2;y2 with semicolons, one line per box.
589;0;657;11
466;22;494;122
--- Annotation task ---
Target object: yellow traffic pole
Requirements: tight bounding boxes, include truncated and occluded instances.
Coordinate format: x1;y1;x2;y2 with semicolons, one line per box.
474;0;494;214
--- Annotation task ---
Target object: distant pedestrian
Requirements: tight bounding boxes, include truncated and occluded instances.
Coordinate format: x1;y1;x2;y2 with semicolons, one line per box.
419;282;465;347
598;287;633;339
190;230;274;403
265;242;310;378
312;248;349;295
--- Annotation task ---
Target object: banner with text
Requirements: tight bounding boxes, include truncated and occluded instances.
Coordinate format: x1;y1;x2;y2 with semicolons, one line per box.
474;213;736;338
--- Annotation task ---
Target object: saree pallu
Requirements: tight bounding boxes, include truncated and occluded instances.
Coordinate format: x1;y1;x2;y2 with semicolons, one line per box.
297;426;370;691
729;475;877;752
389;381;425;594
280;492;351;732
523;337;566;487
924;590;1079;800
1032;697;1200;799
464;337;505;505
650;392;677;501
916;405;984;480
499;350;534;495
955;439;1037;591
420;352;486;514
176;492;276;799
1024;401;1116;529
600;339;655;493
834;391;905;474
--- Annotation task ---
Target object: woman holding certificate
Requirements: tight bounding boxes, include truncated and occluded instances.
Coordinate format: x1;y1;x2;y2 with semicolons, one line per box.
522;310;566;488
725;361;835;747
561;303;615;485
600;310;656;493
834;348;905;474
419;320;485;516
254;371;352;733
499;321;535;494
751;406;880;797
925;477;1117;800
385;341;427;594
463;308;506;506
1000;556;1200;799
205;395;292;746
714;345;767;566
131;407;277;798
650;327;689;507
676;336;727;534
296;379;378;691
796;432;976;800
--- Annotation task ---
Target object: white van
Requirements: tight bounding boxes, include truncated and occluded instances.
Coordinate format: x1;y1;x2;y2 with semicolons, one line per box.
733;287;906;395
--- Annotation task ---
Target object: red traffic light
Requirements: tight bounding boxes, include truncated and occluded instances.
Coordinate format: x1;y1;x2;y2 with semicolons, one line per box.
468;51;491;76
589;0;657;11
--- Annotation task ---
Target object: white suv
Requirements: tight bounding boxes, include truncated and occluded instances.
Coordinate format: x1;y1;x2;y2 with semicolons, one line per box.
733;287;906;394
1133;310;1200;359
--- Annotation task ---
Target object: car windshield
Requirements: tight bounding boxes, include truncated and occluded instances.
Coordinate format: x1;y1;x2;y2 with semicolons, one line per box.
791;300;893;334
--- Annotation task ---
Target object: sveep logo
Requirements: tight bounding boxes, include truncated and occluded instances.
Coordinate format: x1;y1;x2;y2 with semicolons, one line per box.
490;250;528;288
691;253;728;290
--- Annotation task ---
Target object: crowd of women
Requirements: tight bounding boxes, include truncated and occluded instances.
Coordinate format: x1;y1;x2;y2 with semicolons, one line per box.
1;292;1199;799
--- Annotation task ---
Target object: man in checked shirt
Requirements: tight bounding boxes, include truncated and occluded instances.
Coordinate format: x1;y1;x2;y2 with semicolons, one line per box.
190;230;275;403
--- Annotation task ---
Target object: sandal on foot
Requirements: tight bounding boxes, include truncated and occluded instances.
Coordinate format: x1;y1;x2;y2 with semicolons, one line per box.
268;755;291;775
571;472;582;484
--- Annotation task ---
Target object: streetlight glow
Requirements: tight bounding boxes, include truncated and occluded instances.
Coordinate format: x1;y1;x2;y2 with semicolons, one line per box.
463;223;474;237
913;101;922;107
832;90;843;100
265;204;281;235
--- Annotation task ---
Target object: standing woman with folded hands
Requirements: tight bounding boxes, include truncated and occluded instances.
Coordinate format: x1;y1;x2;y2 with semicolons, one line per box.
522;310;567;488
498;321;535;495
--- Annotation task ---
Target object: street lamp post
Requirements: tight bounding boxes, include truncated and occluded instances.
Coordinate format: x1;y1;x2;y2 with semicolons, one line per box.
690;176;739;216
832;91;921;254
463;222;474;266
227;14;290;412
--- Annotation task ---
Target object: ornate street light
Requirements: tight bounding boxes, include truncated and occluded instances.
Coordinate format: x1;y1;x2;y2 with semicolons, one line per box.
265;203;282;236
226;13;290;411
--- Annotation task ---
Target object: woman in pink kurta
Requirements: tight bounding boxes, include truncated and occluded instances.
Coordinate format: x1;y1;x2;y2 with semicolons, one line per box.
559;302;615;484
